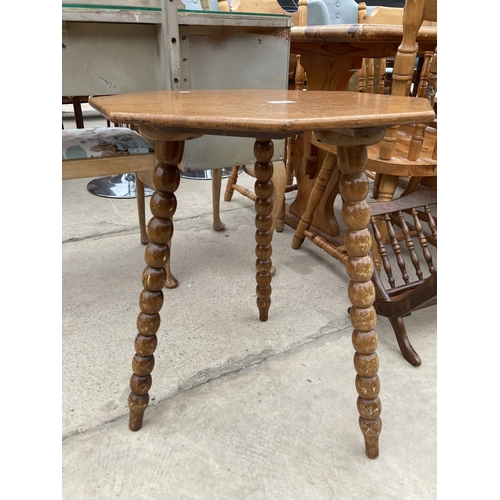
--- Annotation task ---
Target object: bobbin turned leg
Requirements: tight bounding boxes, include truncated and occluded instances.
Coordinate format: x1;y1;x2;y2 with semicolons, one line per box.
128;140;183;431
337;143;381;459
314;127;386;458
253;139;274;322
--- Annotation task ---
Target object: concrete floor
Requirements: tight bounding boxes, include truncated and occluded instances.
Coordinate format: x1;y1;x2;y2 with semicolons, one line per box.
62;107;437;499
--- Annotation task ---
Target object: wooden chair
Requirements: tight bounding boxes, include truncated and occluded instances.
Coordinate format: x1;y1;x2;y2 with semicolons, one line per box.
298;0;437;224
367;188;436;366
354;1;437;199
291;0;437;364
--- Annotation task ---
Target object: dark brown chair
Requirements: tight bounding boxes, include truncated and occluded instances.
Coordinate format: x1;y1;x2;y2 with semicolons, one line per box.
368;188;436;366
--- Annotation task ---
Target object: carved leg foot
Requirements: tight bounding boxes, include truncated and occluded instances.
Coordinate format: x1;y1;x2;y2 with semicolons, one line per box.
389;316;422;366
254;139;274;322
129;140;183;430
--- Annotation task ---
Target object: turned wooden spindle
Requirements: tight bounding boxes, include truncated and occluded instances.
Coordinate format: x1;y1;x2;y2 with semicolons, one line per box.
366;59;375;94
417;51;433;97
294;55;305;90
357;59;367;92
253;139;274;322
378;58;386;94
297;0;308;26
379;0;424;161
408;50;436;161
337;143;382;459
357;1;367;22
128;139;183;431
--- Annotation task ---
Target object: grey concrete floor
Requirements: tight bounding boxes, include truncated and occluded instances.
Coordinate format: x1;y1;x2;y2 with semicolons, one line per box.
62;107;437;499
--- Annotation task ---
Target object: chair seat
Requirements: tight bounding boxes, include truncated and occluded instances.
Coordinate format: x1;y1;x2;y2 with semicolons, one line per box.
312;124;437;177
364;124;437;176
62;127;154;161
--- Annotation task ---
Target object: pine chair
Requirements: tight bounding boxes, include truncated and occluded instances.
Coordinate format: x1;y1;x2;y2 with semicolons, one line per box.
291;0;437;364
354;1;437;198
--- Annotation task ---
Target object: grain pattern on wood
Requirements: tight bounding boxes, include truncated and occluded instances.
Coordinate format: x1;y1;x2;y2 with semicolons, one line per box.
90;90;435;138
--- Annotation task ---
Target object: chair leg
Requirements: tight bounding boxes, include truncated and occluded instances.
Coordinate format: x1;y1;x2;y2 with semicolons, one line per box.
388;316;422;366
135;173;149;245
272;161;287;233
224;165;240;202
164;239;179;289
211;169;225;231
372;172;382;199
292;152;337;249
72;96;85;129
400;176;423;197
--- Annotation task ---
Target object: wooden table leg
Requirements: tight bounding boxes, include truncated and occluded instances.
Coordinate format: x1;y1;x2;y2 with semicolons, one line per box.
128;139;183;431
338;142;382;459
254;138;274;322
315;128;385;459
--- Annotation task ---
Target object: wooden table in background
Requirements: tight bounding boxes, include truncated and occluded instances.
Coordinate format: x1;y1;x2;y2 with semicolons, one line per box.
286;23;438;243
89;88;435;459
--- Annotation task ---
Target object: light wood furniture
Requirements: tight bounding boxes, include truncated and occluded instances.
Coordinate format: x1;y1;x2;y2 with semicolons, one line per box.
355;3;404;95
336;0;437;200
89;87;435;459
287;18;437;243
291;0;437;364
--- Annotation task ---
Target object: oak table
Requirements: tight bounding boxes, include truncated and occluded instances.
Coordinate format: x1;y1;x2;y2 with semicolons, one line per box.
89;88;435;459
287;23;438;243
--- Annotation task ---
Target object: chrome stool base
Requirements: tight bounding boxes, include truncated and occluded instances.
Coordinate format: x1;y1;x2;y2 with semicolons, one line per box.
87;173;154;199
